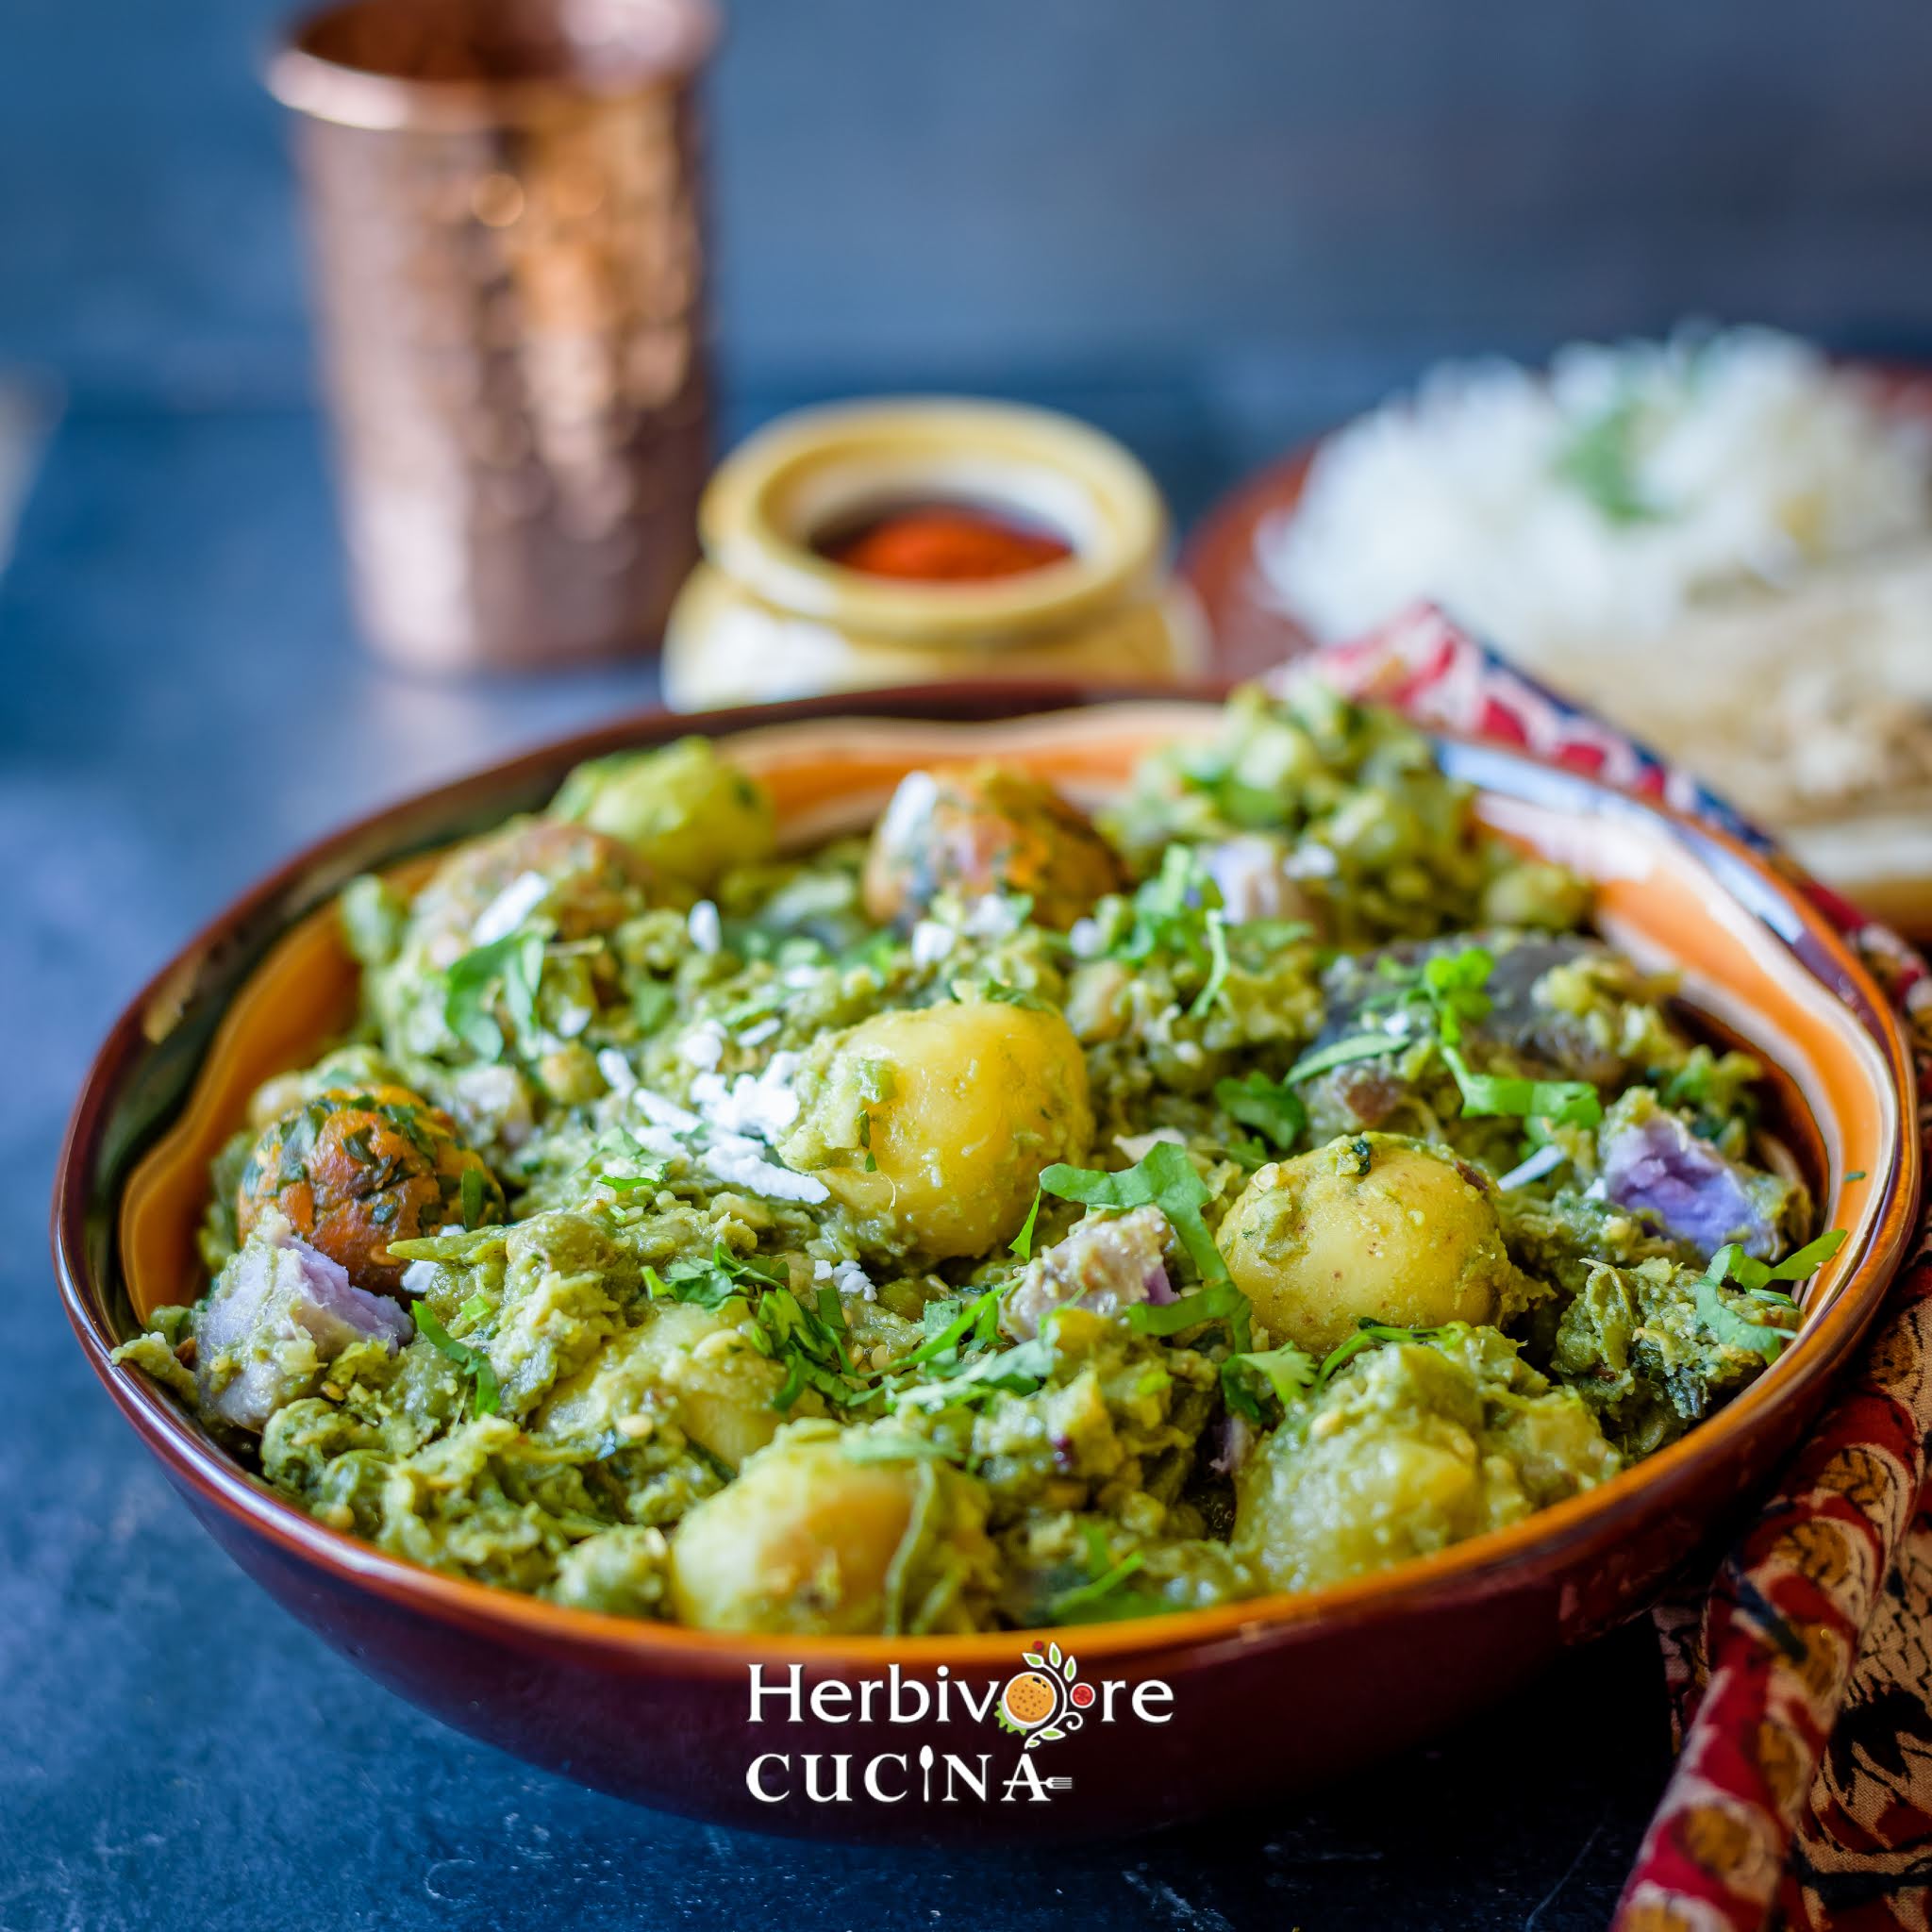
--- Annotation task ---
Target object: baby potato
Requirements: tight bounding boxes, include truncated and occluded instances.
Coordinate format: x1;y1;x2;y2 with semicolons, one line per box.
538;1301;795;1470
861;762;1125;930
779;998;1093;1264
668;1424;995;1635
236;1084;505;1294
1217;1133;1523;1356
408;818;654;962
550;737;775;889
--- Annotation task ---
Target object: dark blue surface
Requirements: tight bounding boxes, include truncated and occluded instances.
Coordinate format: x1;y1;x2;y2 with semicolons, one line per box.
2;391;1674;1932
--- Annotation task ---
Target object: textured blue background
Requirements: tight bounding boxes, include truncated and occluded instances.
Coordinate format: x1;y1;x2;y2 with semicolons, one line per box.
7;3;1928;1924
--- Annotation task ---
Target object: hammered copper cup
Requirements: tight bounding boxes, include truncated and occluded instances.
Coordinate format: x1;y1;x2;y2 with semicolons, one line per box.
270;0;716;673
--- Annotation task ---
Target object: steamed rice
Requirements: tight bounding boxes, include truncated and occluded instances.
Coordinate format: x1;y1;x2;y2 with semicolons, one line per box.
1256;327;1932;835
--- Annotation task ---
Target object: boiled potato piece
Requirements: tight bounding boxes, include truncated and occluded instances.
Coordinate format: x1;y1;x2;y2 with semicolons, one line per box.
1217;1133;1525;1356
668;1424;995;1634
778;998;1093;1264
1235;1332;1616;1592
537;1301;797;1470
550;737;775;888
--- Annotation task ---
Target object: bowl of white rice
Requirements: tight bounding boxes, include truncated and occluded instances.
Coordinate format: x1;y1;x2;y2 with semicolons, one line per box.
1185;326;1932;929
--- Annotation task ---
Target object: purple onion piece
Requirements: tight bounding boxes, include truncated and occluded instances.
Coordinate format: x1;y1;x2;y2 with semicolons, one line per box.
196;1232;413;1430
1209;1414;1254;1477
1599;1108;1777;1259
1003;1205;1175;1340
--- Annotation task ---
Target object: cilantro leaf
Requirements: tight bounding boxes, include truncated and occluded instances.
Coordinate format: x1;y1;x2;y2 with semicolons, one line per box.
1692;1275;1791;1363
412;1301;501;1418
1046;1542;1153;1624
1123;1279;1251;1348
1039;1141;1231;1290
1222;1340;1318;1421
1709;1228;1847;1294
1312;1318;1450;1391
1213;1070;1307;1152
1692;1230;1844;1361
444;929;546;1061
1555;394;1659;525
1420;945;1495;1046
1287;1033;1401;1083
1009;1189;1043;1261
1187;908;1230;1020
1440;1043;1604;1127
895;1289;1003;1372
893;1333;1055;1410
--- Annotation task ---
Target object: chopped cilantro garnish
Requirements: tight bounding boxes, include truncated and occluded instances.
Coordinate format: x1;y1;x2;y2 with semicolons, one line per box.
1221;1340;1318;1421
1187;909;1230;1020
1109;847;1232;1019
1440;1043;1604;1127
413;1302;501;1419
1699;1242;1824;1353
631;980;676;1035
897;1289;1004;1371
1555;393;1659;525
643;1246;858;1407
1286;1033;1401;1083
1314;944;1604;1126
1039;1141;1232;1291
444;929;546;1061
1123;1279;1251;1348
1692;1230;1845;1361
1213;1070;1307;1152
1009;1189;1043;1261
1047;1537;1152;1624
1710;1228;1846;1294
1312;1319;1449;1390
599;1163;668;1194
1691;1277;1790;1362
893;1334;1055;1409
1419;945;1496;1040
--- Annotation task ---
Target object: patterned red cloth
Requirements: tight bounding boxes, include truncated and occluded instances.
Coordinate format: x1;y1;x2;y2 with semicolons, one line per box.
1282;606;1932;1932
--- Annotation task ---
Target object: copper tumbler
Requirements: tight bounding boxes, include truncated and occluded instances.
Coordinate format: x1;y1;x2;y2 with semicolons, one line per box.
270;0;716;673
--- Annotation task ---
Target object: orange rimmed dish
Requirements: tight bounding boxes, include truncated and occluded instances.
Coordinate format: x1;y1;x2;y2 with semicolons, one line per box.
54;685;1920;1844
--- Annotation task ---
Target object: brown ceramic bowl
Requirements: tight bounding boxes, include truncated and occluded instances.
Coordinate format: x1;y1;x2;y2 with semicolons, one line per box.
53;685;1920;1845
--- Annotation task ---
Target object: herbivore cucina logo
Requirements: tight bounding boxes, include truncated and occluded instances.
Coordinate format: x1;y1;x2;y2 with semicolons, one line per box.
743;1643;1174;1806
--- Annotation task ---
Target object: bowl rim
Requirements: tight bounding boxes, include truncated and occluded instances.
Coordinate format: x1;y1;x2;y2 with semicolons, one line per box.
52;680;1924;1675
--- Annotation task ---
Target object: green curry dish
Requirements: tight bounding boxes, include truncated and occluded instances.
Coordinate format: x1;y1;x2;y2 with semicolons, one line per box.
121;696;1840;1634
